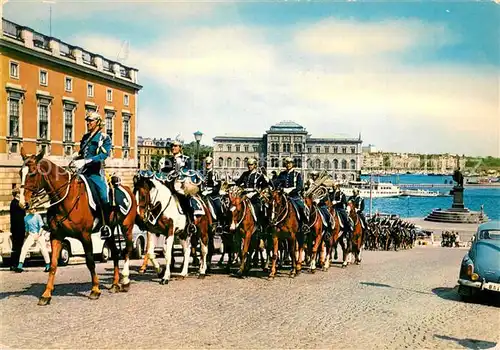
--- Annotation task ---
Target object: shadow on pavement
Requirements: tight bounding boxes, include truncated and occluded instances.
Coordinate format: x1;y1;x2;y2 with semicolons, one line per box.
360;281;433;295
0;278;114;301
431;287;461;301
432;286;500;306
434;334;497;349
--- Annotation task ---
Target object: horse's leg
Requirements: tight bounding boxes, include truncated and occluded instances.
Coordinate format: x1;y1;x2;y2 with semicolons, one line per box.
108;228;121;293
81;234;101;300
268;235;279;279
198;221;209;278
237;228;252;277
139;231;152;273
310;228;322;273
340;236;349;268
160;230;174;285
38;239;63;306
179;237;191;279
289;235;297;278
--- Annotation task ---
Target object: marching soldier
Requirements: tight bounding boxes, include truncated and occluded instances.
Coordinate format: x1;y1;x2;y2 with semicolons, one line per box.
234;158;269;228
277;157;308;230
329;184;353;238
348;188;367;229
73;111;112;239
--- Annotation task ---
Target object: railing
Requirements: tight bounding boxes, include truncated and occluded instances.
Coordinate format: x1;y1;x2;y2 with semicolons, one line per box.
33;32;50;51
3;19;22;40
102;59;112;72
82;50;93;65
59;42;74;58
120;67;130;78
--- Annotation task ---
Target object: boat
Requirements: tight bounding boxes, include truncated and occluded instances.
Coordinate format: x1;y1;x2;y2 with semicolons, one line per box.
400;189;440;197
340;180;401;198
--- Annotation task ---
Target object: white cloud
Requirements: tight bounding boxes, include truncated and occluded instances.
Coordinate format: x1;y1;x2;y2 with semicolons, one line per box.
70;18;500;157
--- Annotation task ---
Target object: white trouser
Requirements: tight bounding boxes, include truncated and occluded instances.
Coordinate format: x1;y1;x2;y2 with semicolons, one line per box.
19;234;50;264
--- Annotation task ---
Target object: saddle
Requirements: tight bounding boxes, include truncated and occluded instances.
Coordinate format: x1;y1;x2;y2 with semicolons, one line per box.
79;174;132;217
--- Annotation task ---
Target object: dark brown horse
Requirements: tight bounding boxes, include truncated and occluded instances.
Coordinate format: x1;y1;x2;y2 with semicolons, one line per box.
228;187;259;277
19;148;136;305
268;189;303;279
322;196;350;269
346;200;364;264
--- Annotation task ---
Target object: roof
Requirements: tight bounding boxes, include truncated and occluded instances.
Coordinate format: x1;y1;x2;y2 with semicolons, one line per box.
267;120;307;133
478;221;500;231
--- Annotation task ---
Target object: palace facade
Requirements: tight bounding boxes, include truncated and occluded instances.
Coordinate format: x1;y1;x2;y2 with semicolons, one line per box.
0;18;142;231
137;136;171;169
213;121;363;181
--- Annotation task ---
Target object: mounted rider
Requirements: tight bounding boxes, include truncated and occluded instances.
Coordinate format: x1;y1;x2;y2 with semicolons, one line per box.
159;138;203;229
276;157;308;230
234;158;269;229
306;171;331;230
201;156;224;233
72;111;112;239
329;183;353;239
348;188;367;229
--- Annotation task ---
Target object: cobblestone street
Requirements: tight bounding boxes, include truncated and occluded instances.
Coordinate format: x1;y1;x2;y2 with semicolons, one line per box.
1;246;498;349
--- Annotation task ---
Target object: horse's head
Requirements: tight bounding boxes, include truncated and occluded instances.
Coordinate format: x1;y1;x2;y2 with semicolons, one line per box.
228;186;245;231
269;188;286;224
133;173;154;219
346;200;357;219
19;147;47;209
304;195;313;209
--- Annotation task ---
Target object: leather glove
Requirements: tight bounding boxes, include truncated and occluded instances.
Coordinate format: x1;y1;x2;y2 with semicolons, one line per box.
283;188;293;194
313;198;320;204
71;152;80;160
246;192;256;199
202;190;211;196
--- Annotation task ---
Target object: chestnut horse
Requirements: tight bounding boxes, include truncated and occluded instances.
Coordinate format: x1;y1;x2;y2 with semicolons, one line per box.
303;195;327;273
268;189;303;279
346;201;364;264
228;187;259;277
322;196;350;269
19;148;136;306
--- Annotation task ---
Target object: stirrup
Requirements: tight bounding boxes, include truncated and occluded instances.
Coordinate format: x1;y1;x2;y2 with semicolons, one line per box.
100;225;112;239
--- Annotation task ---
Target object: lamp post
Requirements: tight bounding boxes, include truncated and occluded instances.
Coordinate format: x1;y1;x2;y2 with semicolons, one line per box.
193;131;203;171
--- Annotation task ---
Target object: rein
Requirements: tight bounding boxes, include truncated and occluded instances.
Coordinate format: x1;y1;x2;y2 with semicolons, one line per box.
231;195;249;230
25;167;72;210
271;193;290;227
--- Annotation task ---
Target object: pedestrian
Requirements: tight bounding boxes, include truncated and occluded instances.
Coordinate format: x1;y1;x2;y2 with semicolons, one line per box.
9;188;26;271
15;208;50;273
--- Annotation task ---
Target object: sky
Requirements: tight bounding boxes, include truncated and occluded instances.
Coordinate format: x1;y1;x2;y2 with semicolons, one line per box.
3;0;500;157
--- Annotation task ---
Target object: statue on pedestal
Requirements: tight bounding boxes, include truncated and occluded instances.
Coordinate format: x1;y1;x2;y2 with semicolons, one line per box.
452;167;464;188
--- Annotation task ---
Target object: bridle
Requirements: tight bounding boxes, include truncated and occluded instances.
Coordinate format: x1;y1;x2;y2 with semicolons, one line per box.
270;191;289;227
229;193;250;230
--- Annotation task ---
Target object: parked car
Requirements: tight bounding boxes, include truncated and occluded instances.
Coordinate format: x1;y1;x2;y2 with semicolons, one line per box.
457;221;500;299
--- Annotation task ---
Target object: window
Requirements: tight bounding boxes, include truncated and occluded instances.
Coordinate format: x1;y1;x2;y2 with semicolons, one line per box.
350;159;356;170
342;159;347;169
106;89;113;102
295;158;302;168
87;83;94;97
325;146;329;153
244;157;248;165
218;157;224;167
124;94;129;106
283;143;290;153
307;147;312;153
218;144;223;151
316;146;321;153
10;61;19;79
294;144;303;153
324;160;331;170
235;158;241;168
63;104;74;142
342;147;347;154
65;77;73;92
333;146;338;153
227;158;232;167
38;97;51;140
123;115;130;149
235;145;240;152
351;146;356;154
8;93;21;137
253;145;258;152
105;111;114;141
271;158;279;167
39;70;48;86
227;144;232;152
244;145;249;152
333;159;339;169
315;159;321;169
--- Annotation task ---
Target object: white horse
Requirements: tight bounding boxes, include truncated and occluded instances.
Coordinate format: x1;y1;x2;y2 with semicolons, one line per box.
134;175;195;284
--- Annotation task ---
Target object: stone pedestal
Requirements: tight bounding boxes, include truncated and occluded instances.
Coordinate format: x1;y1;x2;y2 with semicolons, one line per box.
451;186;465;209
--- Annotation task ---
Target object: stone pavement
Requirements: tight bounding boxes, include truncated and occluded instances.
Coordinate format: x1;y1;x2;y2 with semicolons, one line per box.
0;247;498;349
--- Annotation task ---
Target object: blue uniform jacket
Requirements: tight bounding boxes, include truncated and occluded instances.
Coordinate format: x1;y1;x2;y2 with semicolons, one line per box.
277;169;303;197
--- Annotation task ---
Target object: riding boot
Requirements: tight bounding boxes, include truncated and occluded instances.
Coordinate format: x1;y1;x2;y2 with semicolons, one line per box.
100;203;112;239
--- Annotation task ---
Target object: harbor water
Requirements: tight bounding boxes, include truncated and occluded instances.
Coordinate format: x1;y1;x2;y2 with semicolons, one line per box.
359;175;500;220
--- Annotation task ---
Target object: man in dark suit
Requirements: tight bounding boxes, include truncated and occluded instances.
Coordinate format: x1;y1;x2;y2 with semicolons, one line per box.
9;188;26;270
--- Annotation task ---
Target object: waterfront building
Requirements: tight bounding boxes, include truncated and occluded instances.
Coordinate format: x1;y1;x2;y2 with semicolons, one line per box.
213;121;363;181
0;18;142;231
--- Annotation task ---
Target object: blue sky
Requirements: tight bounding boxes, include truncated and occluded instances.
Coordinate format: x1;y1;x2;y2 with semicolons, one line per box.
4;0;500;156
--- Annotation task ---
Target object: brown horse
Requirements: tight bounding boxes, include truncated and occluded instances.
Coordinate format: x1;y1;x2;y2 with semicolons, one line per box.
303;195;326;273
268;189;303;279
346;200;364;264
19;148;136;305
228;187;259;277
322;196;350;269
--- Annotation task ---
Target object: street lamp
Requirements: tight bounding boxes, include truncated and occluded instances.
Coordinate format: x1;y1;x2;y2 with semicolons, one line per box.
193;131;203;171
